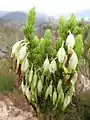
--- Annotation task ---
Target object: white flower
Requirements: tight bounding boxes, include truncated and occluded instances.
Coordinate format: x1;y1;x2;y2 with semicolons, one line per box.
17;44;26;64
68;50;78;72
49;59;57;74
43;56;50;73
21;57;29;73
11;40;25;59
57;42;67;65
37;78;43;96
66;32;75;54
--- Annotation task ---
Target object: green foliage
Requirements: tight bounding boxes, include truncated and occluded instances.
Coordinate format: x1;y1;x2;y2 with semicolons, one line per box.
31;29;54;68
55;14;83;52
67;14;77;31
24;7;37;67
0;59;14;92
74;34;83;61
0;76;13;92
55;37;63;51
55;16;68;50
73;26;82;35
77;18;90;78
24;7;36;40
21;8;84;113
58;16;68;40
24;8;55;68
56;13;83;65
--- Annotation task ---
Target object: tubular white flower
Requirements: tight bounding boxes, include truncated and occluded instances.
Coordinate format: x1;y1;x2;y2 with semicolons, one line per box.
11;40;26;59
57;42;67;65
62;95;71;111
43;56;50;73
37;78;43;96
49;59;57;74
66;32;75;54
21;57;29;73
68;50;78;72
53;89;57;105
17;44;27;64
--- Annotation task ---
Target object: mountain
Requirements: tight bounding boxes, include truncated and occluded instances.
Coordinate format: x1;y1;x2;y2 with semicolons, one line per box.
0;11;8;18
0;9;90;21
0;11;55;27
0;9;90;26
1;11;27;21
1;11;51;22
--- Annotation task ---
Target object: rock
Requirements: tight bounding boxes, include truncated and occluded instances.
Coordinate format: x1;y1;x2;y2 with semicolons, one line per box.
0;93;38;120
76;72;90;105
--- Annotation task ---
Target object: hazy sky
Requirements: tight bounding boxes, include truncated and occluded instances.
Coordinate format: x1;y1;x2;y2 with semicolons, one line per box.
0;0;90;15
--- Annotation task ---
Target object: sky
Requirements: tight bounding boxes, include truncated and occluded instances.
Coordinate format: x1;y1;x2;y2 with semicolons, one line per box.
0;0;90;15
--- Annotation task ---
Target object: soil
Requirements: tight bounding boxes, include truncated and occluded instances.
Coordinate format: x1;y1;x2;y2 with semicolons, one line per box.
0;93;38;120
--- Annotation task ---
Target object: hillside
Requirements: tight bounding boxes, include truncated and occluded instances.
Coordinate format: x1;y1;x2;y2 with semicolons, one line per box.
1;12;27;21
1;11;55;24
0;9;90;21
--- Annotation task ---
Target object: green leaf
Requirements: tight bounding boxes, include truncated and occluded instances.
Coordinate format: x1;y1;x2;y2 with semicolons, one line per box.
24;7;36;40
74;34;84;61
67;14;77;31
62;95;71;111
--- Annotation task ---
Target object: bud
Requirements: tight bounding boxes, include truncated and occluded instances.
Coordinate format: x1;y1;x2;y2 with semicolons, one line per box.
45;87;49;100
11;40;25;59
57;42;67;65
21;57;29;73
62;95;71;111
66;32;75;54
37;78;43;96
57;79;62;93
49;59;57;74
49;83;53;98
53;89;57;105
32;71;38;89
68;50;78;72
43;56;49;73
45;82;53;100
60;89;64;104
17;44;26;64
56;88;64;107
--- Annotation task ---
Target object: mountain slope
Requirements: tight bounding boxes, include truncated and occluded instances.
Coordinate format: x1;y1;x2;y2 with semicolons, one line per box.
1;9;90;21
1;11;51;22
1;12;27;21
